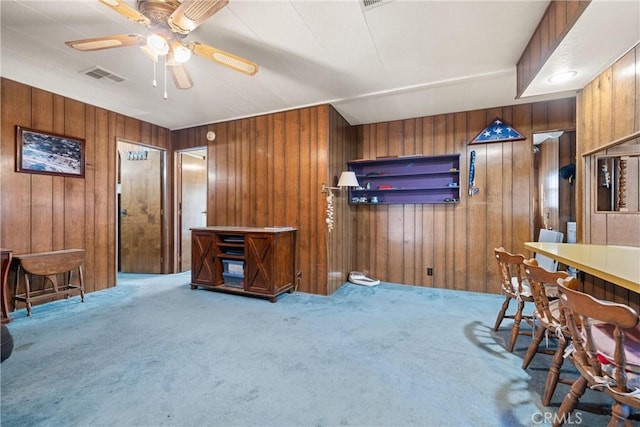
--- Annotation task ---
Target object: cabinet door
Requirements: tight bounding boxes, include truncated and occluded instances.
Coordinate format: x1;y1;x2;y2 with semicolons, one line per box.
191;231;216;285
244;234;274;294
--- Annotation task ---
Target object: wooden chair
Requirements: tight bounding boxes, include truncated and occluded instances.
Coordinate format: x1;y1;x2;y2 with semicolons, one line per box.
493;247;535;352
521;259;575;406
554;276;640;427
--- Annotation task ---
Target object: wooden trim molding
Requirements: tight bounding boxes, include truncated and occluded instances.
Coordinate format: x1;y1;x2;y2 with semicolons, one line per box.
582;130;640;157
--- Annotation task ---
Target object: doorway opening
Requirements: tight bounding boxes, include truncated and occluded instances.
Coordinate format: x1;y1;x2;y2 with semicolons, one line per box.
532;130;576;241
175;148;207;272
117;140;166;276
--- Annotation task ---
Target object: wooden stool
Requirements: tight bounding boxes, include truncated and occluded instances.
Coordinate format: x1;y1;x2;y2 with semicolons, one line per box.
13;249;85;316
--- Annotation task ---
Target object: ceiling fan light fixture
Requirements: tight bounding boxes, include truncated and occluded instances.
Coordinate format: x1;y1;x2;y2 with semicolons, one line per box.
147;34;169;56
172;44;192;63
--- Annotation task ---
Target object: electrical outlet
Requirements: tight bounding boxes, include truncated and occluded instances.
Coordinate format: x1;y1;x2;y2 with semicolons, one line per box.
427;268;433;276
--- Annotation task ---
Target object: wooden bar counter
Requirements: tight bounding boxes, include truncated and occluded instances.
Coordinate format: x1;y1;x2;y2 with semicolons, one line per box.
524;242;640;293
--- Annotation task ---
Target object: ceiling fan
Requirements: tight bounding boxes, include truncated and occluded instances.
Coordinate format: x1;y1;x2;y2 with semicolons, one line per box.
65;0;258;93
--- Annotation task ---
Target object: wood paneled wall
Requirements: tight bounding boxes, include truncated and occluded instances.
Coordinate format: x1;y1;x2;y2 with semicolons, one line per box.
327;106;358;295
0;78;171;309
577;42;640;309
516;0;590;97
172;105;354;295
352;99;575;294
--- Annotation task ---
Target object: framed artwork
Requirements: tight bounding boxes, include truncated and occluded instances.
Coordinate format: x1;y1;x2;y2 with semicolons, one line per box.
15;126;85;178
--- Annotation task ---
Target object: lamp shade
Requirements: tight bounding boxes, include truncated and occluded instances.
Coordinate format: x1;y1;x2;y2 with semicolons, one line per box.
337;171;359;188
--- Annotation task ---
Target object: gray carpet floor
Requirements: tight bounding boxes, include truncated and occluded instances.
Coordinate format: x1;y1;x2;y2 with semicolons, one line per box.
0;273;612;426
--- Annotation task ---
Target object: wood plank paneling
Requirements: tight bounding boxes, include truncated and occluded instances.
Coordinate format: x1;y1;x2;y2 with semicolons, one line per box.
353;99;575;294
84;105;96;293
0;78;171;312
327;106;356;294
30;89;54;253
172;105;341;295
580;44;639;247
578;42;640;310
612;51;637;140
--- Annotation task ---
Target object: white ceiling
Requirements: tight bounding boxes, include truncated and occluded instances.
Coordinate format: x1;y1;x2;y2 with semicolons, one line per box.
1;0;639;130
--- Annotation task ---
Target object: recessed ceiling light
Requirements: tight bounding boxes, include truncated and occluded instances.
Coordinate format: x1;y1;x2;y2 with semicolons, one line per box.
548;71;577;83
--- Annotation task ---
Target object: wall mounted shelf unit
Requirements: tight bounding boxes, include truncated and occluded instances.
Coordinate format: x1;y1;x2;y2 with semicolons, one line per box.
347;154;461;205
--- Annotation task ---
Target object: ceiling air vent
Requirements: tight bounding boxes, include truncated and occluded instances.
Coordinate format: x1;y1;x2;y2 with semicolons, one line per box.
82;66;126;83
360;0;393;12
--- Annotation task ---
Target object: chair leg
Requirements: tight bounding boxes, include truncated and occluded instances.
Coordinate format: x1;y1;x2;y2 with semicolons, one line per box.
553;375;587;427
494;296;511;331
542;338;569;406
607;402;631;427
522;325;545;369
508;299;525;352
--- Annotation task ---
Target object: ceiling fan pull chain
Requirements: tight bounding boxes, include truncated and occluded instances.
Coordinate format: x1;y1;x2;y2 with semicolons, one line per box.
163;56;168;100
152;57;157;88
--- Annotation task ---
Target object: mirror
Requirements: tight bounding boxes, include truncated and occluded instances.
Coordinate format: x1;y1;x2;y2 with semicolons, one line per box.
596;154;640;212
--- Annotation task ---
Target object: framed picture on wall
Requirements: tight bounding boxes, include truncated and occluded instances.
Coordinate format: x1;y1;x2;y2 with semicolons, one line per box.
15;126;85;178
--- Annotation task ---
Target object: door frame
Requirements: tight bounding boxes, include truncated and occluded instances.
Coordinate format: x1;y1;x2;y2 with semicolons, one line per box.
531;129;576;241
116;138;168;279
173;147;208;272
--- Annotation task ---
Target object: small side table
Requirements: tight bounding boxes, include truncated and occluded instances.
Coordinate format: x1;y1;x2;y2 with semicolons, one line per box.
13;249;85;316
1;249;12;324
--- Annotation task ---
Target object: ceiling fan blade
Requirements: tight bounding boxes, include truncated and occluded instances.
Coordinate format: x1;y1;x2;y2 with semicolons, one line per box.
98;0;150;27
190;42;258;76
65;34;145;51
169;64;194;90
168;0;229;34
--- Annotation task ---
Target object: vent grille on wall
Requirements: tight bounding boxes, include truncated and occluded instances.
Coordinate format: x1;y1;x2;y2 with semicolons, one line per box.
82;66;126;83
360;0;393;11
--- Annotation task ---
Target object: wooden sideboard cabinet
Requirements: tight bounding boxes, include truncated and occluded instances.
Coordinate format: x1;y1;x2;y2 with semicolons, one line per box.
191;226;297;302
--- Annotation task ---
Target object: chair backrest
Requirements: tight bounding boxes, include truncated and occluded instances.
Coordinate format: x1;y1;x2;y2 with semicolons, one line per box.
557;276;640;396
523;259;570;326
535;229;564;272
494;247;526;296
